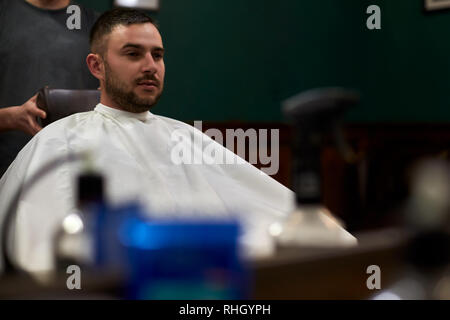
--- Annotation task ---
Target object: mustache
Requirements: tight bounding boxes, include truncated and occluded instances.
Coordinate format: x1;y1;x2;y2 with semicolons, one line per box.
135;75;160;86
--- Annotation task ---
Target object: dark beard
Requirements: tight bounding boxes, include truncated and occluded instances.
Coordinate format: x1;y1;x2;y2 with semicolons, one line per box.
104;62;162;113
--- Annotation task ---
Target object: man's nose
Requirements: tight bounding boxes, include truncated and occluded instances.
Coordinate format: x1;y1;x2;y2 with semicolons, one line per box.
141;52;157;74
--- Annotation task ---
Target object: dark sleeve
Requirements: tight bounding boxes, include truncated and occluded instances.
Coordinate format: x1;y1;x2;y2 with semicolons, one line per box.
80;4;100;32
0;0;9;62
0;0;6;23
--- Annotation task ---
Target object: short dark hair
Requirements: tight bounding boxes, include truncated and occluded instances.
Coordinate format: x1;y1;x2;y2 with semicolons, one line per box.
90;8;157;57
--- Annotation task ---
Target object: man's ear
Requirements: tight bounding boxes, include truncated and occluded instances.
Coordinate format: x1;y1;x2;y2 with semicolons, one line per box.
86;53;105;81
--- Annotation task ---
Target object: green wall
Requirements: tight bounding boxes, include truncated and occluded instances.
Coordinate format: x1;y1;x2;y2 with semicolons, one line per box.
75;0;450;123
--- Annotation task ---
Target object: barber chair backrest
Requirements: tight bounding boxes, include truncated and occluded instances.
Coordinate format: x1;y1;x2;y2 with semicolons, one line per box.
36;87;101;127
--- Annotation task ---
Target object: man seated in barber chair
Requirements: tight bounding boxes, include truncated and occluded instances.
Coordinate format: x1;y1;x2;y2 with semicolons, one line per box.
0;8;356;274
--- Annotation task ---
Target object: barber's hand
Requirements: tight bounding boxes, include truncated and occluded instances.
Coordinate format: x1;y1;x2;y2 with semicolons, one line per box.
10;94;47;135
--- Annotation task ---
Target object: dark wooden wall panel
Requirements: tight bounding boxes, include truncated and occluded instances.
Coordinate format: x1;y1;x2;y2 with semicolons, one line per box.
198;122;450;232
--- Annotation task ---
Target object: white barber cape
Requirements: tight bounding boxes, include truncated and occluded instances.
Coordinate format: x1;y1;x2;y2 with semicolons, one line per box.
0;104;356;272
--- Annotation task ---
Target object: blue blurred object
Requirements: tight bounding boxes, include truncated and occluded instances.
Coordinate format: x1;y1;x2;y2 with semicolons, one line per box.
118;217;248;300
93;202;146;270
89;202;249;299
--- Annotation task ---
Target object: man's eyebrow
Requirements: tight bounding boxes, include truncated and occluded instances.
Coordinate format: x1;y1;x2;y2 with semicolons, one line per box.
121;43;144;50
121;43;165;52
153;47;165;53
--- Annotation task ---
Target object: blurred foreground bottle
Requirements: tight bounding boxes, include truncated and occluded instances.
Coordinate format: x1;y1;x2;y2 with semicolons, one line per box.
53;171;105;270
52;169;248;299
271;88;359;248
372;158;450;300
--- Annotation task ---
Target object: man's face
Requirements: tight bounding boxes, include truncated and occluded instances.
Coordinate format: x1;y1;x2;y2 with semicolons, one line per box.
102;23;165;113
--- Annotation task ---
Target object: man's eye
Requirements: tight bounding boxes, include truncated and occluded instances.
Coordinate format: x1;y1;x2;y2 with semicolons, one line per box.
153;53;163;60
126;52;139;57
